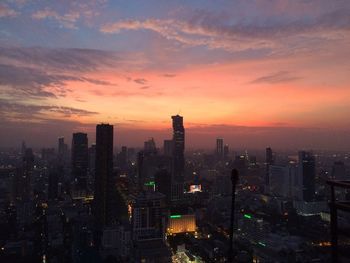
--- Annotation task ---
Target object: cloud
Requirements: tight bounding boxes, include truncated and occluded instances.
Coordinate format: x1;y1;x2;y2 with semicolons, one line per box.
163;74;176;78
251;71;301;84
134;78;147;85
0;46;119;73
0;63;118;99
0;4;18;17
32;8;80;29
0;99;98;122
140;86;150;90
0;46;126;100
100;6;350;53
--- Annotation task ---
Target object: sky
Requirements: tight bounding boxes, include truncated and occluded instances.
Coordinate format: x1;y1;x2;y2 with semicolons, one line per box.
0;0;350;150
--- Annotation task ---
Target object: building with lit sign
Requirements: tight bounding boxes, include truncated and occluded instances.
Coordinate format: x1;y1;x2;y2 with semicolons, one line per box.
167;214;196;235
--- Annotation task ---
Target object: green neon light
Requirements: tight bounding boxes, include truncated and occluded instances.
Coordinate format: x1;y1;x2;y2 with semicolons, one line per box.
243;214;252;219
258;242;266;247
144;181;155;186
170;215;182;219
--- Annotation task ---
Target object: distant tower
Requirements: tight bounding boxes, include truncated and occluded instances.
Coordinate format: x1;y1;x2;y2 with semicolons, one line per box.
144;138;157;154
163;139;173;157
94;124;114;226
216;138;224;159
265;147;274;189
71;133;88;189
171;115;185;201
224;144;229;160
58;137;68;164
298;151;316;202
15;148;34;201
172;115;185;179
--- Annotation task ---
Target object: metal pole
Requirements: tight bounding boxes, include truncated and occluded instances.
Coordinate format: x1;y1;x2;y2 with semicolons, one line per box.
228;169;239;262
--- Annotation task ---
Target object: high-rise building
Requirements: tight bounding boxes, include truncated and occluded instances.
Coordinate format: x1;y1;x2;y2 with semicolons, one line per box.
155;169;172;205
88;144;96;176
15;148;34;201
224;144;229;160
58;137;68;165
265;147;274;188
172;115;185;179
269;165;291;198
71;133;88;189
163;139;173;157
94;124;114;226
144;138;157;154
216;138;224;159
131;191;166;241
298;151;316;202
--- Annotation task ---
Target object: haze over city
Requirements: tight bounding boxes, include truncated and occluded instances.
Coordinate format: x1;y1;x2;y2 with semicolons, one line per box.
1;0;350;149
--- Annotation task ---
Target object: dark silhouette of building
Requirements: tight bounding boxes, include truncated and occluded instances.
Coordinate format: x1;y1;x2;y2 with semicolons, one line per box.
216;138;224;159
116;146;128;170
144;138;157;154
171;115;185;201
94;124;114;226
14;148;34;201
265;147;274;189
163;139;173;157
224;144;229;160
155;169;172;205
58;137;68;162
71;133;88;189
299;151;316;202
48;165;60;200
172;115;185;179
88;143;96;177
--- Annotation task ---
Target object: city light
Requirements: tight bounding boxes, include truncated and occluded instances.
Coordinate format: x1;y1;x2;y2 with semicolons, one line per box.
244;214;252;219
170;215;182;219
144;181;155;186
258;242;266;247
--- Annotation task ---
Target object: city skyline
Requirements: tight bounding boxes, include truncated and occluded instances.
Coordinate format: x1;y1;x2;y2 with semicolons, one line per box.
1;0;350;149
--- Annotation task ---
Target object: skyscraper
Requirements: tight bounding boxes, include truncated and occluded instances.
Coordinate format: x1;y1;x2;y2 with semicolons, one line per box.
298;151;316;202
216;138;224;159
265;147;274;189
144;138;157;154
163;139;173;157
224;144;229;160
171;115;185;201
15;148;34;201
94;124;114;226
71;133;88;189
172;115;185;179
58;137;68;165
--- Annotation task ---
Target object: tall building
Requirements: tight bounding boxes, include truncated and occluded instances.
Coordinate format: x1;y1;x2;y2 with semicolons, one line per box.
216;138;224;159
94;124;114;226
155;169;172;205
224;144;229;160
298;151;316;202
265;147;274;188
131;191;166;241
144;138;157;154
268;165;291;198
71;133;88;189
88;144;96;177
15;148;34;201
172;115;185;179
163;139;173;157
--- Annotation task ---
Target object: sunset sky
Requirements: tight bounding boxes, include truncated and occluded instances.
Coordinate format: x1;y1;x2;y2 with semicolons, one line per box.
1;0;350;150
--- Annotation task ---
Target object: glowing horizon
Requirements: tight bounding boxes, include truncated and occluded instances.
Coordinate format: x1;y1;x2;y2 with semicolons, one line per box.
1;1;350;149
